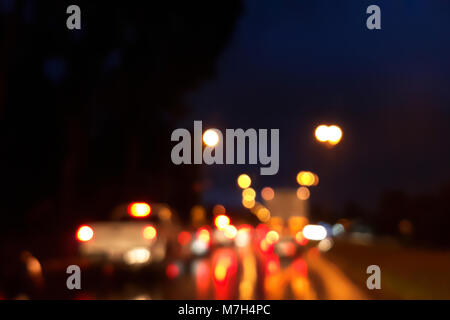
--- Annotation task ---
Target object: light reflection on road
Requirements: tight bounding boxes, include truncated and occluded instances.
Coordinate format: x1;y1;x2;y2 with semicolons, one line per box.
65;248;318;300
185;247;315;300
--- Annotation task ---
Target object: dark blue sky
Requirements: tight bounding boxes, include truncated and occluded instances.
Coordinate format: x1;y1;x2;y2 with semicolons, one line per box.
182;0;450;210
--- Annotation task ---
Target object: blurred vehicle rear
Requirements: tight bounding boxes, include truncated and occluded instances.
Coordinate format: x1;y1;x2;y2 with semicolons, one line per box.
75;202;179;269
77;221;165;266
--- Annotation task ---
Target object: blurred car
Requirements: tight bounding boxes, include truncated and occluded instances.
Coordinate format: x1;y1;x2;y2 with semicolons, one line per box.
75;202;174;268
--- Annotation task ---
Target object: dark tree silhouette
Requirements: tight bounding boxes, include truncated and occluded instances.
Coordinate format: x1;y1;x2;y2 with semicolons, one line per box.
0;0;242;271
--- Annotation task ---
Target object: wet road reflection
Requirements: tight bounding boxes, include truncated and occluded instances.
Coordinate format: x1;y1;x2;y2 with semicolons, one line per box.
21;244;367;300
162;246;316;300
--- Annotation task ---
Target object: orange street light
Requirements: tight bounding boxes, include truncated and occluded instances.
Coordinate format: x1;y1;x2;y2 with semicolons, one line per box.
237;174;251;189
203;129;220;147
314;124;343;145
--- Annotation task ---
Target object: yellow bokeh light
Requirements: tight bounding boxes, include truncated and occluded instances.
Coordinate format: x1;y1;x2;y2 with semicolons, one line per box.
215;214;230;230
143;225;157;240
237;174;252;189
214;264;227;282
224;225;238;239
261;187;275;201
295;231;308;245
203;129;220;147
327;125;343;144
265;230;280;245
315;125;329;142
242;198;255;209
315;124;342;145
242;188;256;201
260;239;269;251
296;186;310;200
214;257;231;282
256;207;270;222
198;228;211;243
250;202;263;215
296;171;316;186
288;216;309;234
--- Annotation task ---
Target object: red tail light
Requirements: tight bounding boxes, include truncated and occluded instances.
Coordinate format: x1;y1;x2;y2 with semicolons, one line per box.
76;225;94;242
177;231;192;246
128;202;151;218
166;263;180;279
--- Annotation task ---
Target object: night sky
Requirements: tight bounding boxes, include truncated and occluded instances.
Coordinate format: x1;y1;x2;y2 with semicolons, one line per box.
180;0;450;209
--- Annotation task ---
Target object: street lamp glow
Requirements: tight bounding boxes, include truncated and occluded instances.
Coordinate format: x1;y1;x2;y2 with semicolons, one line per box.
242;199;255;209
314;124;343;145
242;188;256;201
327;125;343;145
256;207;270;222
203;129;220;147
296;171;316;186
237;174;252;189
315;125;329;142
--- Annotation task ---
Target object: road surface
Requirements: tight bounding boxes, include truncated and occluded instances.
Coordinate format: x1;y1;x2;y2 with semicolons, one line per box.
10;246;369;300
